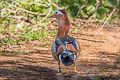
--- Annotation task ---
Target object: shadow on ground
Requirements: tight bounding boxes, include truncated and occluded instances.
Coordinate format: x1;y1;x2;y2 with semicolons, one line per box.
0;50;120;80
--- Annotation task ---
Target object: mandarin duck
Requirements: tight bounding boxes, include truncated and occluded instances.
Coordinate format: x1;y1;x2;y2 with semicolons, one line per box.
50;10;81;73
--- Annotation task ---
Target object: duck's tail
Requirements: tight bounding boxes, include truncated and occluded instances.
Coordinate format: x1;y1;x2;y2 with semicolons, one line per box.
59;51;77;66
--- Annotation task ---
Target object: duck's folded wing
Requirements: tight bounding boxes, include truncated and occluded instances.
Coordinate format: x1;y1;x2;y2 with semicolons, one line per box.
51;42;62;61
72;39;81;57
66;39;81;57
73;39;81;51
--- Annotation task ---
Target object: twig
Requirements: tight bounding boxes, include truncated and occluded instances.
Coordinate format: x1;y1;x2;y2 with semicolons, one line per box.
100;0;119;31
87;0;99;23
76;5;85;17
29;2;49;7
9;3;18;9
100;8;116;30
0;7;46;18
16;8;46;17
0;16;26;19
1;8;16;17
8;1;48;16
40;0;52;23
77;37;120;44
4;8;16;13
40;6;52;23
8;16;27;19
76;19;102;23
52;2;61;9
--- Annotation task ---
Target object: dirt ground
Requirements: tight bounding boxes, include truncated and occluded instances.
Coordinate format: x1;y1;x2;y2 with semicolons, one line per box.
0;25;120;80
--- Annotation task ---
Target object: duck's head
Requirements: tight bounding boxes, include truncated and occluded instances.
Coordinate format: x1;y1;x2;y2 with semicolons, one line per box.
49;10;70;27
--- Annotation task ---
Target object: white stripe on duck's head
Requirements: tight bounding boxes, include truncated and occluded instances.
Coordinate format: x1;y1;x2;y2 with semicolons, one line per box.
49;10;70;27
54;10;64;16
49;10;68;20
49;10;65;18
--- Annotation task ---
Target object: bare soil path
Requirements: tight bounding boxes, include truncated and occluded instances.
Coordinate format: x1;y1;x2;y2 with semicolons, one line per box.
0;26;120;80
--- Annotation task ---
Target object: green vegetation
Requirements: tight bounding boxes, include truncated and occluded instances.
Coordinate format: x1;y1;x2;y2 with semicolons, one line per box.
23;30;55;41
59;0;120;19
0;30;55;45
0;0;120;46
0;50;32;55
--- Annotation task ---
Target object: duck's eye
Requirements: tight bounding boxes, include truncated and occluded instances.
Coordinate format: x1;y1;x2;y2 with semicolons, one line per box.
55;12;58;14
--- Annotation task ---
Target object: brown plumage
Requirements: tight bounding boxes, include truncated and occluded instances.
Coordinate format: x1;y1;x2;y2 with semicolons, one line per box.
50;10;81;73
57;10;70;38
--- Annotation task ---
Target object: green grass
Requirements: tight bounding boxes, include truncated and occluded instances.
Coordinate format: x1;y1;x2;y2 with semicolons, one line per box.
0;50;32;56
0;52;4;56
0;37;14;44
118;54;120;59
22;30;55;41
42;41;52;47
94;77;101;80
0;30;55;46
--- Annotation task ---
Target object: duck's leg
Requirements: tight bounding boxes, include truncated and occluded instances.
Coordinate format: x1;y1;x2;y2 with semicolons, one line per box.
74;61;79;73
58;62;61;73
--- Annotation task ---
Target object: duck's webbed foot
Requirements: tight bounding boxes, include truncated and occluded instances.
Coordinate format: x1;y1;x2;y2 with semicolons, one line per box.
58;62;62;73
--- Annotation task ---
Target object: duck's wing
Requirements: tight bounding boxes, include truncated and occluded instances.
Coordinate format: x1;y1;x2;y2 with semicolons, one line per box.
65;37;81;57
51;42;58;61
72;39;81;57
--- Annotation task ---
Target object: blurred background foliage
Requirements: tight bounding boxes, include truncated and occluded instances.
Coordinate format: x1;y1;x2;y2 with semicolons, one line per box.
0;0;120;45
